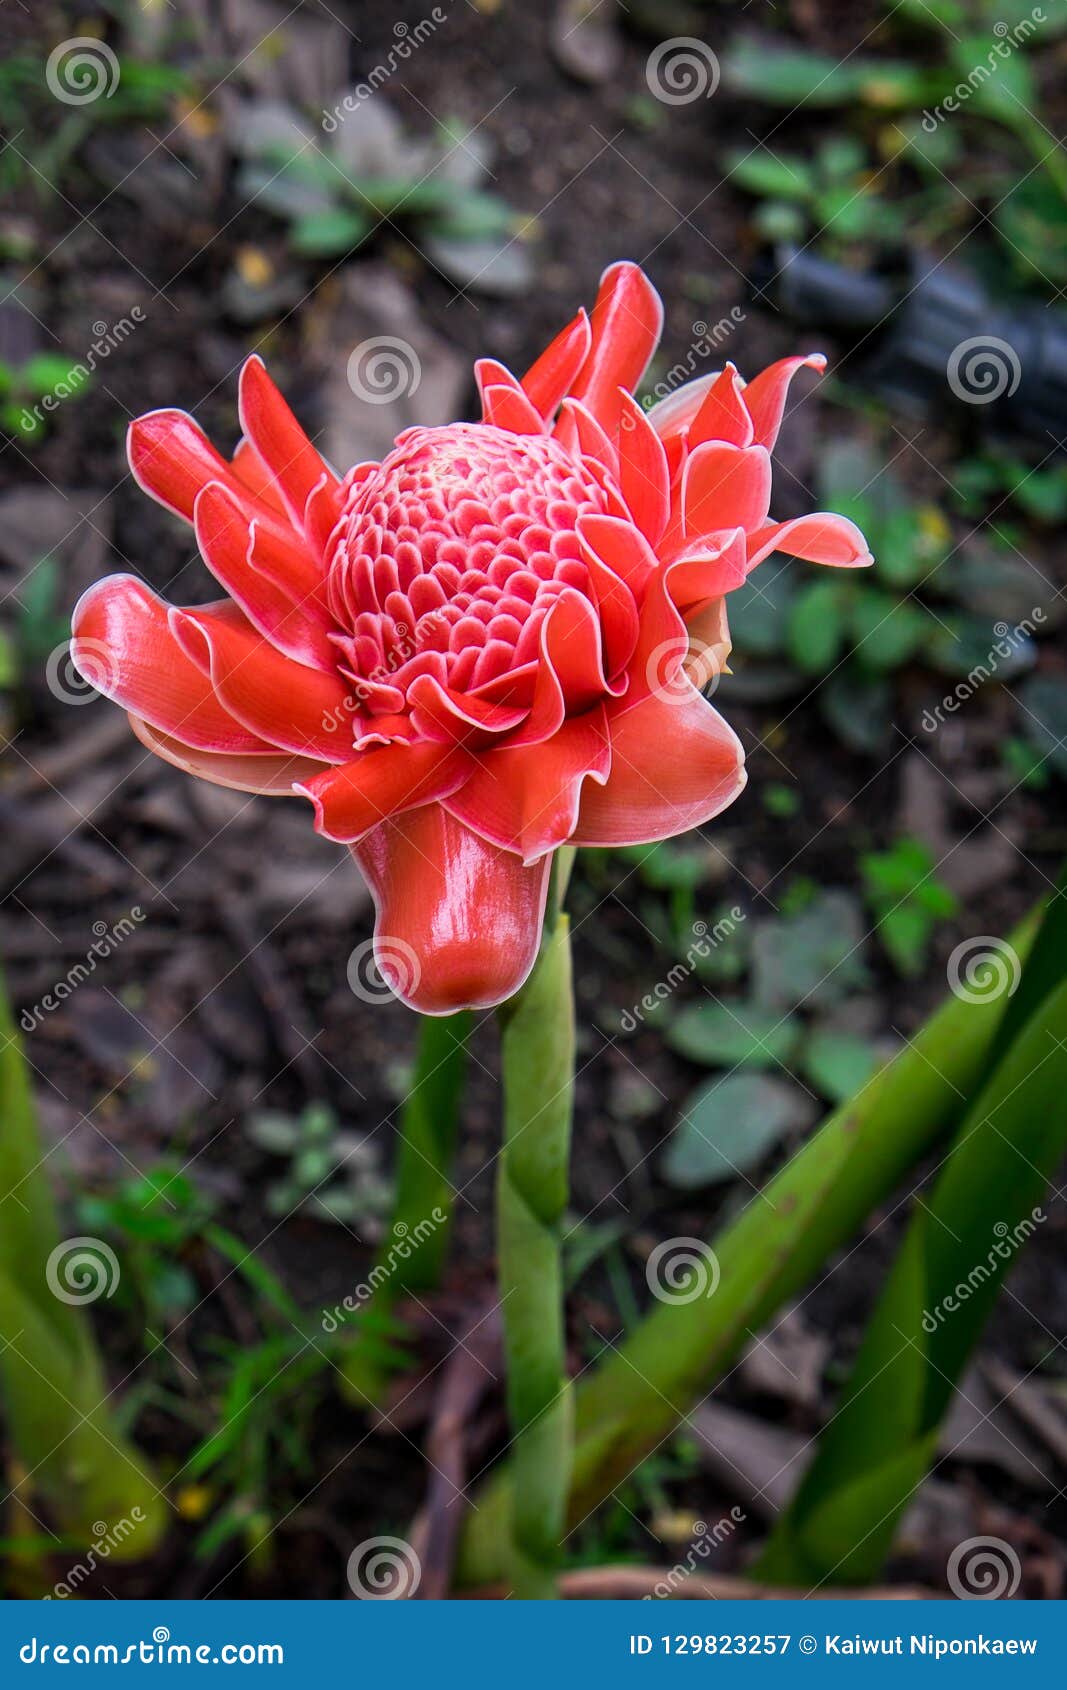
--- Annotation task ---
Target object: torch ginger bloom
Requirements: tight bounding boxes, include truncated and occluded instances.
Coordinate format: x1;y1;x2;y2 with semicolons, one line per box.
72;262;871;1013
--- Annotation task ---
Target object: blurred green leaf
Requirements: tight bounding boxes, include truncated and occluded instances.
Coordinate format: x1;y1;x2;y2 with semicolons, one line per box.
665;1000;802;1069
663;1073;816;1190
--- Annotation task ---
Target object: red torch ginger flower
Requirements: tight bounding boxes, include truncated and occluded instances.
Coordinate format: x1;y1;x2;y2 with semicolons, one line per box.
72;263;871;1014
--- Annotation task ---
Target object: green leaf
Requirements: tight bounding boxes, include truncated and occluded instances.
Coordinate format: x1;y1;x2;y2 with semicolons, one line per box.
995;174;1067;287
751;890;869;1010
663;1073;816;1190
289;206;370;255
1018;674;1067;778
724;149;815;201
818;666;892;753
665;1000;802;1069
849;588;930;672
758;976;1067;1586
801;1028;882;1103
787;577;848;673
723;41;932;109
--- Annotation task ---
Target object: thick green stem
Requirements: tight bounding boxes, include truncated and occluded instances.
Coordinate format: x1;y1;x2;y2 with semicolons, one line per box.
496;881;575;1599
457;911;1037;1586
341;1010;472;1403
0;969;165;1552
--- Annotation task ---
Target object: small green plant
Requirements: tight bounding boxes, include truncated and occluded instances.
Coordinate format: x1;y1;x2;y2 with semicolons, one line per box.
243;1101;392;1226
860;836;958;975
725;135;909;252
234;98;532;294
0;354;89;444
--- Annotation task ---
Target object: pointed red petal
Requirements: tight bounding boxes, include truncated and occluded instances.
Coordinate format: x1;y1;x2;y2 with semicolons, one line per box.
238;356;339;529
128;410;292;544
572;682;746;847
521;308;591;418
194;484;334;669
480;381;546;436
743;353;826;450
617;390;670;545
747;512;873;571
352;809;551;1014
688;364;754;448
169;604;356;760
663;442;772;551
71;576;271;754
231;438;287;513
561;261;663;441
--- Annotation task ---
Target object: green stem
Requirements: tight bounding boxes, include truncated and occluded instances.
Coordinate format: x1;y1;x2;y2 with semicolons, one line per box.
341;1010;472;1404
496;860;575;1598
457;909;1037;1587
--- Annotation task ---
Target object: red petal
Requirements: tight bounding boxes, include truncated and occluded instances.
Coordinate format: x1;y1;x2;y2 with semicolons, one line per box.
743;353;825;450
747;512;873;571
577;533;640;680
480;381;546;436
297;741;470;844
352;808;551;1014
572;682;746;847
576;513;657;602
561;261;663;441
689;364;754;448
129;714;329;794
169;604;356;760
645;370;722;445
231;438;287;513
521;308;591;418
557;398;618;476
71;576;271;754
194;483;334;669
540;587;616;714
664;442;772;551
238;356;339;529
128;410;292;544
617;390;670;545
406;674;528;744
445;705;610;861
667;528;748;611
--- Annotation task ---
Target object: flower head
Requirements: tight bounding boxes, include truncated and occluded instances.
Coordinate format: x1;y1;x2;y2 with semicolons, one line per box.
72;262;871;1013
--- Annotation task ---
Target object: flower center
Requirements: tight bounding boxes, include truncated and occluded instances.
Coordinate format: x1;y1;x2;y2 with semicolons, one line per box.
325;423;608;713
